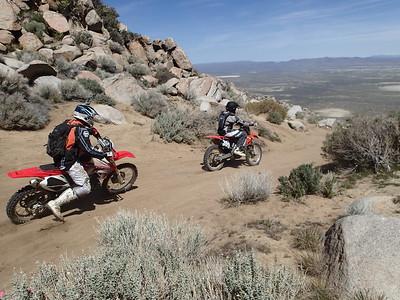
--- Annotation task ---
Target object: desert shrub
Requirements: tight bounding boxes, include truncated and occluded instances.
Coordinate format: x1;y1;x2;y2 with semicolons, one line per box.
345;198;373;216
0;71;49;130
222;171;273;206
189;110;219;139
278;164;322;200
322;115;400;172
73;31;93;46
60;80;91;101
126;63;150;78
267;110;285;125
55;57;81;78
16;50;47;63
97;56;118;73
246;99;287;119
108;40;125;54
23;20;46;39
127;55;144;64
132;90;168;118
247;219;287;240
78;78;104;95
93;94;115;106
258;126;281;142
94;68;112;79
155;66;175;84
297;252;323;277
32;84;63;103
307;114;322;124
292;226;322;252
350;290;387;300
320;172;338;198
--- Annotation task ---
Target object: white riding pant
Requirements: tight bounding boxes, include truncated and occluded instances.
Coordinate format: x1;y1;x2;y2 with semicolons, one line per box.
225;130;247;147
67;162;91;198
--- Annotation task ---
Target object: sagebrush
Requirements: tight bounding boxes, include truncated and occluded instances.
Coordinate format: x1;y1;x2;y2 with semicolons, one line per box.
60;80;91;101
132;90;168;118
246;100;287;119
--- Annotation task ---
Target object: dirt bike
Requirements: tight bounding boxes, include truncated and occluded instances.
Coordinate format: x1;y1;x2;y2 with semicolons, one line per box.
6;137;138;224
203;124;262;171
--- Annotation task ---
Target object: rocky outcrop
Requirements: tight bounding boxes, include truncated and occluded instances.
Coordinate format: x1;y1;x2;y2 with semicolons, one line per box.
43;11;69;33
0;0;21;31
85;9;102;33
18;60;57;82
128;40;148;63
0;30;14;45
172;47;192;70
34;75;61;90
287;105;303;120
103;74;144;105
324;215;400;299
93;104;127;125
19;32;43;51
53;45;82;61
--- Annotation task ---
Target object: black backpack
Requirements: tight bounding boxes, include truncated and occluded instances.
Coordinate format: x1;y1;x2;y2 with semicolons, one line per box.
46;120;75;163
217;111;230;135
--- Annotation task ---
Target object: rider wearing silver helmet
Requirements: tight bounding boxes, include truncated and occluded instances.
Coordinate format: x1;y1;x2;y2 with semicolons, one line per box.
47;104;106;221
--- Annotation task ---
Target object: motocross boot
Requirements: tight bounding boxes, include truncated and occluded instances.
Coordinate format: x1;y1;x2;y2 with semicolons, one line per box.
233;146;246;157
47;188;77;222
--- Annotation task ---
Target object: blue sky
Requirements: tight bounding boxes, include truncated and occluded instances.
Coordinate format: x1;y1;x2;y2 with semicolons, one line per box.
104;0;400;63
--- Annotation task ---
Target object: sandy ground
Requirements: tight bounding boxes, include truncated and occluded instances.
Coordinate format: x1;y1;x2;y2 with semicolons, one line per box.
1;103;392;289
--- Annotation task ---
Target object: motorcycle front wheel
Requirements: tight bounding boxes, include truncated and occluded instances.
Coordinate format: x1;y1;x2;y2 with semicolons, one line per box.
246;143;263;166
203;144;225;171
102;163;138;194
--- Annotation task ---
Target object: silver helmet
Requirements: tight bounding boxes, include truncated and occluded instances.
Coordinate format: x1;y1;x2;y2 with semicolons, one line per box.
73;104;98;127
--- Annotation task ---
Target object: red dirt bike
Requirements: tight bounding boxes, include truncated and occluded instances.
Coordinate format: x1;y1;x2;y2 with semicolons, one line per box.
203;124;262;171
6;137;138;224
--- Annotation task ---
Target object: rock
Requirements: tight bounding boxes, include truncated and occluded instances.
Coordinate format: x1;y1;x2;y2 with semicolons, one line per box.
172;47;192;70
324;215;400;299
111;53;128;69
77;70;102;84
0;62;17;75
43;11;69;33
2;56;24;69
93;104;127;125
39;4;49;12
144;44;157;62
72;52;96;67
89;30;108;47
19;32;43;51
142;75;158;87
118;22;128;32
128;40;148;63
0;30;14;45
38;48;54;62
103;74;145;105
164;77;180;89
17;60;57;82
169;66;183;78
0;0;21;31
200;101;211;112
176;78;190;97
76;0;94;12
288;120;305;131
287;105;303;120
189;77;214;98
53;45;82;61
162;37;177;52
85;9;102;33
34;75;61;90
42;32;54;44
0;43;6;52
318;118;336;128
62;35;74;45
152;39;162;51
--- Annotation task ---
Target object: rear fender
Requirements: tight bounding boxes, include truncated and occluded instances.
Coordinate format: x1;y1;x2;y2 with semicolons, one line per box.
206;136;225;145
114;150;135;161
8;167;62;179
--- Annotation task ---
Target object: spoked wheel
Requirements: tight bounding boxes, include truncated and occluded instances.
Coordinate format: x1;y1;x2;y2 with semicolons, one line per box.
6;186;51;224
103;163;138;194
246;143;263;166
203;144;225;171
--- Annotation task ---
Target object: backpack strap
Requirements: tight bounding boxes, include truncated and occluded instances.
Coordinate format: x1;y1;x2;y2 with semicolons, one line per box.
66;127;77;150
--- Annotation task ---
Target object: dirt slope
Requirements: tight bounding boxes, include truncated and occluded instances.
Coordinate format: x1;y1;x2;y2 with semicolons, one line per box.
0;103;329;288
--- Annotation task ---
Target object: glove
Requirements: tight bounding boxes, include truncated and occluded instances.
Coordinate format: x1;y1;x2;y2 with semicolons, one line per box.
91;127;101;138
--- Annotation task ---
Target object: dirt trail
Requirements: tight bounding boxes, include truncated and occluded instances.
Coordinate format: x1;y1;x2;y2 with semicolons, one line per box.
0;103;328;287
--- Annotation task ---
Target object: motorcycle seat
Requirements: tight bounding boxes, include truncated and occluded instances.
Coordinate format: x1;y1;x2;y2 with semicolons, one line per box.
39;164;59;171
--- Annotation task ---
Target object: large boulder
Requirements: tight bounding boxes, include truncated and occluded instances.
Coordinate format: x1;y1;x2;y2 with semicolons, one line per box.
53;45;82;61
176;78;190;97
38;48;54;62
103;74;144;105
142;75;158;87
171;47;192;70
0;30;14;45
34;75;61;90
164;77;180;89
169;66;183;78
85;9;102;33
288;120;305;131
2;56;24;69
189;77;214;98
43;11;69;33
77;70;102;84
93;104;127;125
318;118;336;128
128;41;148;63
0;62;17;75
0;0;21;31
324;215;400;299
19;32;43;51
287;105;303;120
17;60;57;82
200;101;211;112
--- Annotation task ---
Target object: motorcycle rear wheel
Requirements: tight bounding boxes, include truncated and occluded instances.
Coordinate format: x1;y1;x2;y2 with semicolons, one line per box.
246;143;263;166
102;163;138;194
203;144;225;171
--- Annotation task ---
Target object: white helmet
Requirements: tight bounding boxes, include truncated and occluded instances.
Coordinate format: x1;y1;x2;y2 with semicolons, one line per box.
73;104;98;127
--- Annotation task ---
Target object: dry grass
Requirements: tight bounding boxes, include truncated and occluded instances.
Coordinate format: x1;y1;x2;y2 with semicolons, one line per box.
247;219;287;240
292;226;322;252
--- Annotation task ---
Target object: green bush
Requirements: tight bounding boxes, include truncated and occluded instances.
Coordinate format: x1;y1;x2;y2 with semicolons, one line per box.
0;71;49;130
292;226;322;252
93;93;115;106
126;63;150;78
278;164;322;200
155;66;175;84
320;172;338;199
77;78;104;95
97;56;118;73
23;20;46;39
55;57;81;78
32;84;63;103
108;40;125;54
73;31;93;47
246;100;287;119
132;90;168;118
322;115;400;172
16;50;48;63
6;210;306;300
60;80;91;101
267;111;285;125
222;171;273;206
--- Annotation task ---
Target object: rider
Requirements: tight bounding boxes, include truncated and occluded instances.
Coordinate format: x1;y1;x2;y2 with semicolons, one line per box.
47;104;106;221
218;101;254;157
